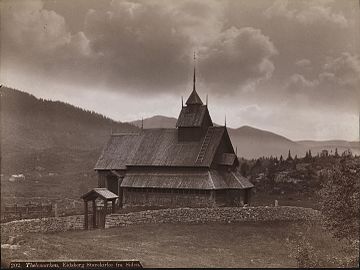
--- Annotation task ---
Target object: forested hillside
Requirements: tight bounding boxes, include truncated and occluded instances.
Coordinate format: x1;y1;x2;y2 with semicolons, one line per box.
1;87;138;175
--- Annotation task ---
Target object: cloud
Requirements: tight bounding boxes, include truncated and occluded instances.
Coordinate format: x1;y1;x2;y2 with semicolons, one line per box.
286;73;317;91
82;0;194;92
1;0;96;83
264;0;348;28
199;27;278;94
2;0;70;52
2;0;279;96
322;52;360;89
284;52;360;111
295;59;311;67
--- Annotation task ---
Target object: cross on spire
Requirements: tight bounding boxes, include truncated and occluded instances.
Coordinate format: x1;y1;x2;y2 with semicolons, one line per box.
193;52;196;92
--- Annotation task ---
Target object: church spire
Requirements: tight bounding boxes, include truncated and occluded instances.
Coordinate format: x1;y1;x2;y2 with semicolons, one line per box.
186;52;203;105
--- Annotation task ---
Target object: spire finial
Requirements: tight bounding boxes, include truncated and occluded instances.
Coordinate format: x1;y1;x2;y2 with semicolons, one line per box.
225;114;227;127
193;52;196;92
181;96;184;108
206;94;208;106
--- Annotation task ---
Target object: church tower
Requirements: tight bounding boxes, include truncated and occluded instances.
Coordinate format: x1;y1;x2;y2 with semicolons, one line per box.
176;55;213;141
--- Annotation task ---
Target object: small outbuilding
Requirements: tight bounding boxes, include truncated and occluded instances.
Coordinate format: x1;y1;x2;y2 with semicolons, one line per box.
81;188;118;229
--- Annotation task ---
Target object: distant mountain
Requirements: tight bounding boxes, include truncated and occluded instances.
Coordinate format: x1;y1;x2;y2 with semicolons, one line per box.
227;126;306;159
297;140;360;157
131;115;177;129
1;87;138;173
130;115;359;159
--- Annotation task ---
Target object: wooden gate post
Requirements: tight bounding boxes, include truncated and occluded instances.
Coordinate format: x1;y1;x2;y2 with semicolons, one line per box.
104;199;107;215
54;203;58;218
112;200;116;213
92;200;96;228
84;201;88;230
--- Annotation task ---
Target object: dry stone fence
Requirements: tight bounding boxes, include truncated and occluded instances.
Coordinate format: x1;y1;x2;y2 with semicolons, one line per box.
1;206;320;236
105;206;320;228
2;203;52;222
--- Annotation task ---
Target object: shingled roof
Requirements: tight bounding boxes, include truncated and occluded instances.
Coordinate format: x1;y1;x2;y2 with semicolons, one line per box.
186;89;203;105
121;169;254;190
81;188;118;201
176;105;209;127
95;127;226;170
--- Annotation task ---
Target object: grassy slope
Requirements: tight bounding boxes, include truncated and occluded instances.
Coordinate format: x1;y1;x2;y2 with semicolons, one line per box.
1;221;353;268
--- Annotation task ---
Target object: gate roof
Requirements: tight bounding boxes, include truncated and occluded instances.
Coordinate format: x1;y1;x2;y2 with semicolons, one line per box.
81;188;118;201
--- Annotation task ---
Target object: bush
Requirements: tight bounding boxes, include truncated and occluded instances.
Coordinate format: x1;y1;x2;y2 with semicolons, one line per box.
288;223;359;268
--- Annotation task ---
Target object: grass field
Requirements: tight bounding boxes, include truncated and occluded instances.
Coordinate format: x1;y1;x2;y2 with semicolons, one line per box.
1;221;353;268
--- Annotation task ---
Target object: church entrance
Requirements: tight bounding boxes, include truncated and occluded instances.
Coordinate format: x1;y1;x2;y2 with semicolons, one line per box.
106;175;118;195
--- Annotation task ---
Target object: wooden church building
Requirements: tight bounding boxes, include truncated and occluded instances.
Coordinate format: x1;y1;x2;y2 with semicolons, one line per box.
94;68;254;208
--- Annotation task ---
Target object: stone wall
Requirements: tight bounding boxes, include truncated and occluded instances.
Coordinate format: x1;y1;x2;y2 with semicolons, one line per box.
1;206;320;236
105;206;320;228
1;214;93;236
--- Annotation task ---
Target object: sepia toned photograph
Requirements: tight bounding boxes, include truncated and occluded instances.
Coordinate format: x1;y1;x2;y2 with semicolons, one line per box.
1;0;359;268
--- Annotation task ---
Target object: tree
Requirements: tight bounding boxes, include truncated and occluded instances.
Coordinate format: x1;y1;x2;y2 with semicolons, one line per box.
289;162;359;268
287;149;293;161
279;155;283;163
240;162;250;177
318;166;359;241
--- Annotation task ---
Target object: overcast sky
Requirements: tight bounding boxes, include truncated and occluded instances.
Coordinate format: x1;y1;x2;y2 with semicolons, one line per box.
1;0;359;141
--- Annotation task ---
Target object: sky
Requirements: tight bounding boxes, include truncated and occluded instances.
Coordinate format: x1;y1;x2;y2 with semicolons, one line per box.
1;0;359;141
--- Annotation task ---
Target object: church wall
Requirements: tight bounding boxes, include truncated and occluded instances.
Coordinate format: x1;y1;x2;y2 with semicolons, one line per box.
215;189;249;206
97;171;108;188
122;188;215;208
122;188;251;208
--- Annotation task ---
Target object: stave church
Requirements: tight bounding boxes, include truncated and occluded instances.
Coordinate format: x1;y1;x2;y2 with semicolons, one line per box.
94;65;254;208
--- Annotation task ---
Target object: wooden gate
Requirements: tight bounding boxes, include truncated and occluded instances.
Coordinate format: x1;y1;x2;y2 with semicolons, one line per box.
96;206;107;228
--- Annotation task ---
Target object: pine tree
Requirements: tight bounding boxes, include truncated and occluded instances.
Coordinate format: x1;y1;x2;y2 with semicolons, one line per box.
287;149;293;161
